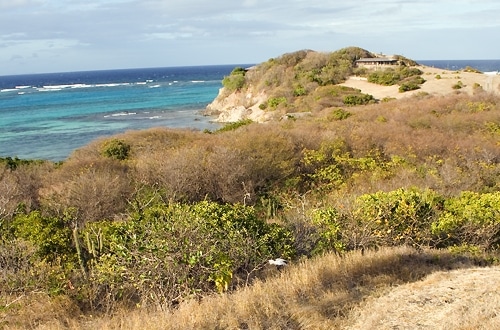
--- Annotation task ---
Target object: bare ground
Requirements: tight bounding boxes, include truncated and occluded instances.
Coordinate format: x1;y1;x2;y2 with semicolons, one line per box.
340;66;500;100
346;267;500;330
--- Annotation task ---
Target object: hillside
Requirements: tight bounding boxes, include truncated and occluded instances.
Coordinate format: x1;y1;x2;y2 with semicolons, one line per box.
205;47;500;122
1;47;500;329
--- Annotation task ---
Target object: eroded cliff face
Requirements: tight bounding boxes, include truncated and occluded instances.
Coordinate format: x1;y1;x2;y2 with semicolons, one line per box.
204;86;272;123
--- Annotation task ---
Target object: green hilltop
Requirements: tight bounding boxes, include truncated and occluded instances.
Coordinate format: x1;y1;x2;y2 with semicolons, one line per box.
206;47;422;122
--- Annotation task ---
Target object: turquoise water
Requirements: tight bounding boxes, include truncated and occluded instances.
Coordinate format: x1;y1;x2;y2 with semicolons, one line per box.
0;65;249;161
1;60;499;161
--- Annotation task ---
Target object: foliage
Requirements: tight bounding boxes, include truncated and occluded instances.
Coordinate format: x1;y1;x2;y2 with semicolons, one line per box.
352;188;443;248
2;82;500;320
463;66;482;73
327;108;352;121
79;201;294;308
452;81;464;89
267;96;287;109
300;140;393;192
309;207;346;254
101;139;131;160
215;119;253;133
0;157;45;170
368;67;424;86
343;93;375;105
293;85;307;96
399;77;426;92
431;191;500;249
12;210;77;263
222;67;246;91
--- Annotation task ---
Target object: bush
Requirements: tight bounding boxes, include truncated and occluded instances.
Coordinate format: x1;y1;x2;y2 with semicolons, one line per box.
43;159;132;225
12;210;77;264
267;97;287;109
215;119;253;133
309;207;346;255
368;69;400;86
351;188;443;248
293;85;307;96
101;139;131;160
343;94;375;105
452;81;464;89
80;201;295;309
222;67;246;91
431;191;500;250
399;81;421;92
328;108;352;121
368;67;423;86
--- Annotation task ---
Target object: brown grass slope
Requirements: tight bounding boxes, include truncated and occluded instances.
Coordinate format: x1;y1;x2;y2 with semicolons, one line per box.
6;247;497;330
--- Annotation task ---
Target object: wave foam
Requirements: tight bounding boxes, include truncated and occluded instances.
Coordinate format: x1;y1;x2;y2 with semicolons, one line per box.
104;112;138;118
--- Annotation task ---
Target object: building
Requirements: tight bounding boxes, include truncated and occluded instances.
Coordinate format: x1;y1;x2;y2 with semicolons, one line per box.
355;57;399;68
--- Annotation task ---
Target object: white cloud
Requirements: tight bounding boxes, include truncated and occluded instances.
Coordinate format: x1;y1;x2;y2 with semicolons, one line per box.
0;0;38;10
0;0;499;74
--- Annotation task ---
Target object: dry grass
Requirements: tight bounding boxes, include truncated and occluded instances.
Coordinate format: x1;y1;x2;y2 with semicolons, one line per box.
2;81;500;329
346;267;500;330
6;246;493;330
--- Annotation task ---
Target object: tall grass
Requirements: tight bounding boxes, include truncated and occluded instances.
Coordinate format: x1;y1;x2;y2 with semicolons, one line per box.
8;246;493;330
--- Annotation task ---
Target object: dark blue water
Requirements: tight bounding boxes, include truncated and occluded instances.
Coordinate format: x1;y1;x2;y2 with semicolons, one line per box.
418;60;500;73
0;65;251;161
1;61;499;161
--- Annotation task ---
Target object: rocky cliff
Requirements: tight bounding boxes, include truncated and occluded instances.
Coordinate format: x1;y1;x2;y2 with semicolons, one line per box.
203;47;377;123
205;85;272;123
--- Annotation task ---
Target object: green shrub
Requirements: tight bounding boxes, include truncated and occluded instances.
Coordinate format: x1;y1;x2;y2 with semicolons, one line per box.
431;191;500;250
463;66;481;73
101;139;131;160
368;69;400;86
222;67;246;91
485;121;500;135
328;108;352;121
452;81;464;89
309;207;346;255
343;93;375;105
368;67;423;86
399;76;426;93
399;81;421;92
80;201;295;308
12;209;77;264
293;85;307;96
0;157;44;170
267;96;287;109
352;188;442;248
215;119;253;133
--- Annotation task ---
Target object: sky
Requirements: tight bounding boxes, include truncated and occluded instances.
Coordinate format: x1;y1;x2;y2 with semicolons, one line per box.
1;0;500;75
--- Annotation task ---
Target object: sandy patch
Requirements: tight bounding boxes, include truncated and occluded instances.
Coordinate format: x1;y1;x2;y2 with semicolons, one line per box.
340;66;500;100
347;267;500;330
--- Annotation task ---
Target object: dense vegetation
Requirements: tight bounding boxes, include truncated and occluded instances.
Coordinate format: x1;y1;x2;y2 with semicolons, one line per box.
1;49;500;328
216;47;426;117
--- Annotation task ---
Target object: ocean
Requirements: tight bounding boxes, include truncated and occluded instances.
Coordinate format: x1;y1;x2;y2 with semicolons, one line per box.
418;60;500;73
0;65;251;161
1;60;499;161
